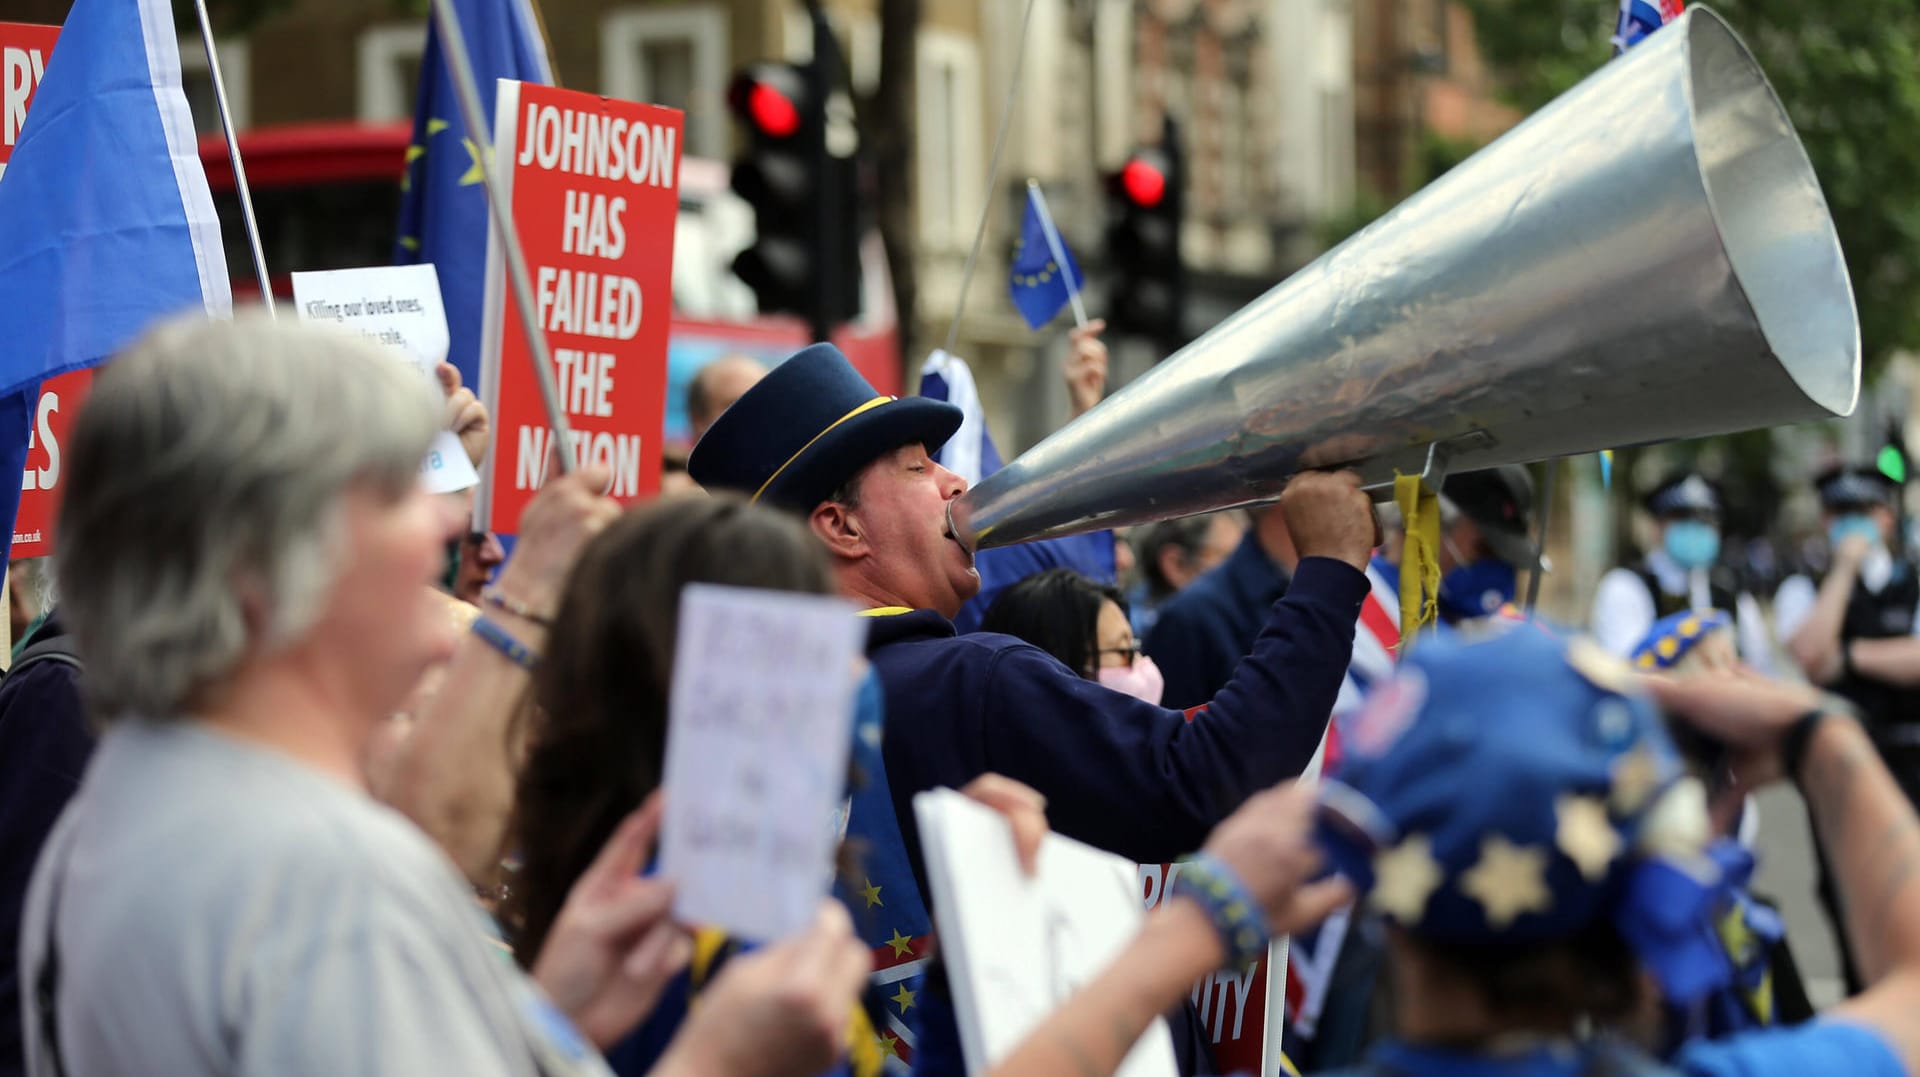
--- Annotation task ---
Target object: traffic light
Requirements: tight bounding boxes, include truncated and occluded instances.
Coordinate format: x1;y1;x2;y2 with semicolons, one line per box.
1880;420;1910;485
1104;118;1186;346
726;26;860;341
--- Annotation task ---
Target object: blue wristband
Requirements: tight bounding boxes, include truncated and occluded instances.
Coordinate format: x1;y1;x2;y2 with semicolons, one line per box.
1169;853;1271;971
471;615;540;672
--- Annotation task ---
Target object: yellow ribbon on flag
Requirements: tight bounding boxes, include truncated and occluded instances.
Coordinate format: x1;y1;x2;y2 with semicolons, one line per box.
1395;472;1442;647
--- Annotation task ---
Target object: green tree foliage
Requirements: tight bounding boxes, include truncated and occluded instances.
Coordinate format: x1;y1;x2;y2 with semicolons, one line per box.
1457;0;1920;371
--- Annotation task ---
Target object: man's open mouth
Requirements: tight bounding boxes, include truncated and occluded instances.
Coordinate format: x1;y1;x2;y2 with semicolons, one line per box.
943;502;975;564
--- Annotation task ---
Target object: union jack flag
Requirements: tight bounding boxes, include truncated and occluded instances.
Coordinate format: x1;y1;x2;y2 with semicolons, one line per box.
1285;563;1399;1048
1613;0;1685;54
837;680;934;1072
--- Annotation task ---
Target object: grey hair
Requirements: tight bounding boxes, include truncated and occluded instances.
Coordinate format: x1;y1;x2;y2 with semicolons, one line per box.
56;311;441;720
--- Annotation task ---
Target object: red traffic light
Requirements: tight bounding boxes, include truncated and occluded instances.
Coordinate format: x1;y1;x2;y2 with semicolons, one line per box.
746;82;801;138
728;65;809;138
1119;157;1167;208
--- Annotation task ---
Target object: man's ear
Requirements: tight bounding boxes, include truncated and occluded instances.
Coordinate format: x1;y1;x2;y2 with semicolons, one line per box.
810;500;868;560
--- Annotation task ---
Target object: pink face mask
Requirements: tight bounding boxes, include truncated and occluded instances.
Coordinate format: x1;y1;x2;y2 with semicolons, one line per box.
1097;655;1165;705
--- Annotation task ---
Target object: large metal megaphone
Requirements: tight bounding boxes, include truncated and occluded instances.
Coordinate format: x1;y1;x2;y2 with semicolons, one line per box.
953;6;1857;550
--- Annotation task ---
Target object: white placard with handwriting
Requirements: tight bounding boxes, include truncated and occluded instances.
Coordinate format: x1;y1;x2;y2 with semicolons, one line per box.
658;583;864;942
915;788;1179;1077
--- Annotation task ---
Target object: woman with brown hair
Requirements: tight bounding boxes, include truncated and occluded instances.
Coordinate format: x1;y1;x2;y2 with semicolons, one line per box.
505;494;840;962
503;494;890;1077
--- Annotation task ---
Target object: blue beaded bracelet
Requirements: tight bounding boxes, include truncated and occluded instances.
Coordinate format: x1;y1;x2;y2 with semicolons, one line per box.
1169;853;1270;971
471;615;540;672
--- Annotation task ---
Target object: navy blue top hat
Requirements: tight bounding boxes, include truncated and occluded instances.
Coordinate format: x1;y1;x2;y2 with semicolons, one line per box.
687;344;963;511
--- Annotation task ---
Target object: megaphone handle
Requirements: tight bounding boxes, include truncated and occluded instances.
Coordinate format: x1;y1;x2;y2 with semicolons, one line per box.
1359;441;1451;500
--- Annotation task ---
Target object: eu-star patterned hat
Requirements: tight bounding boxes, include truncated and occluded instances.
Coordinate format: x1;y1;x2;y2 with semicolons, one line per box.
1631;609;1733;672
1317;626;1700;947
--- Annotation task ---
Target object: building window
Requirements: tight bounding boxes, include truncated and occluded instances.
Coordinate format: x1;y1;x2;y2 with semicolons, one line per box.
356;24;426;122
602;6;729;161
176;36;249;135
916;30;982;253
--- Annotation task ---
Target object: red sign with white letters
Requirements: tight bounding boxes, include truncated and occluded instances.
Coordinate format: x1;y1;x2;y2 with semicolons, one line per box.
4;22;69;558
477;81;681;530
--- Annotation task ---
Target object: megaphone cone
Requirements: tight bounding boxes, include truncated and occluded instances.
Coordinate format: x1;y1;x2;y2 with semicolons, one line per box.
954;6;1856;550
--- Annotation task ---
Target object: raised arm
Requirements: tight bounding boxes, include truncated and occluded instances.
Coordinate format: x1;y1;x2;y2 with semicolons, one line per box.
1649;674;1920;1073
1786;538;1867;683
383;467;619;881
1009;474;1370;853
987;784;1350;1077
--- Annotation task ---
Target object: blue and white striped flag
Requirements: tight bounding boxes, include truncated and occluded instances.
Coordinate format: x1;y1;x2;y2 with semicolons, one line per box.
0;0;230;397
0;0;230;565
919;350;1116;633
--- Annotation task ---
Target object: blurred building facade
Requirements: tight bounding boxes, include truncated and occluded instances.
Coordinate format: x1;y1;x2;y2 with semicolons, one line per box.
18;0;1511;450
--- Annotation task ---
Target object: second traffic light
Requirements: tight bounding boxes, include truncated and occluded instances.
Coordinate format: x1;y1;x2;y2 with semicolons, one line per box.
727;52;859;340
1105;120;1186;347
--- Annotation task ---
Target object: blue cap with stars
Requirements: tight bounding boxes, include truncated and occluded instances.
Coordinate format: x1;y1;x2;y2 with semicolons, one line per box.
1317;626;1712;947
1630;609;1733;672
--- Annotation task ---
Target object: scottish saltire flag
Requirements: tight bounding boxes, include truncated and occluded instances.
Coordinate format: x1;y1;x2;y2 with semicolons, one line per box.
1613;0;1685;54
919;350;1117;634
0;0;230;565
393;0;552;389
1007;185;1084;330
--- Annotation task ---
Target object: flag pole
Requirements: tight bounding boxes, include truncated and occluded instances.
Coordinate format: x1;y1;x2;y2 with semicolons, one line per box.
428;0;575;474
192;0;274;318
940;0;1040;358
1524;459;1558;615
1025;179;1087;329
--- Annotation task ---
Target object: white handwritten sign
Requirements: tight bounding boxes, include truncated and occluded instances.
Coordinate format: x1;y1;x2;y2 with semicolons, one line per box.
658;584;864;942
914;788;1179;1077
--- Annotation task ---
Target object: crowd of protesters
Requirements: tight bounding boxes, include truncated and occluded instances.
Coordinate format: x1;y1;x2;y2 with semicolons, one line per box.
1;314;1918;1077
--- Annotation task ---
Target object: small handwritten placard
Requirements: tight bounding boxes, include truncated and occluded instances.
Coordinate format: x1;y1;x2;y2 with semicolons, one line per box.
658;583;865;942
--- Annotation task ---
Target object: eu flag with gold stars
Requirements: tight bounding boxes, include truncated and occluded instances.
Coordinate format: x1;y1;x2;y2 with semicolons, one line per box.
392;0;552;389
1007;186;1084;331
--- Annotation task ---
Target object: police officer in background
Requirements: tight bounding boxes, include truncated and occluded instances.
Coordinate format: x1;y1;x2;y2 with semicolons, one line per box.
1590;472;1771;667
1775;464;1920;803
1773;462;1920;995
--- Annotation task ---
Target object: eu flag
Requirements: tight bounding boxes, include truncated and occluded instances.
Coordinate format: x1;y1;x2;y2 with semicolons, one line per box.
393;0;552;390
0;0;230;563
1007;185;1083;330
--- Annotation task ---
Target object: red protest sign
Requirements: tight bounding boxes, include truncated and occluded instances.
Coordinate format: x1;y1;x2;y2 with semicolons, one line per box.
1140;861;1273;1075
13;370;93;558
5;21;66;558
1;22;58;182
477;81;681;531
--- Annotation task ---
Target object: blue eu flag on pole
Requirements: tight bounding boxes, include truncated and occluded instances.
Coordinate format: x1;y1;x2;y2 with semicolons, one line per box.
1007;184;1084;330
0;0;231;562
393;0;552;390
